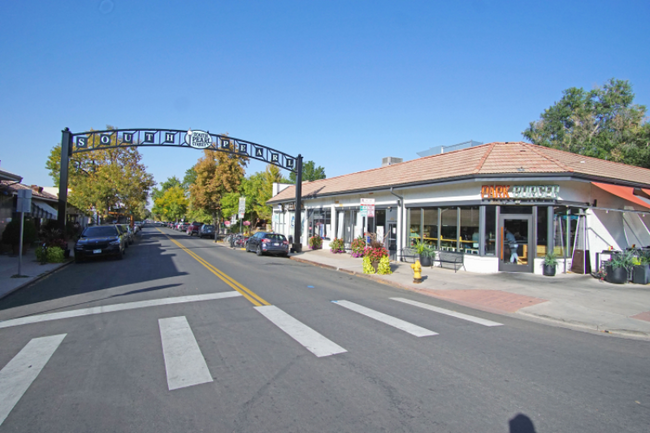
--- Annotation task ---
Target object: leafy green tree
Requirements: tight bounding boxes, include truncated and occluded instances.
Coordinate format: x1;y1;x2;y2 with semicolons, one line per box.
46;129;154;223
289;160;326;183
189;145;249;227
154;185;188;222
151;176;182;220
523;78;650;167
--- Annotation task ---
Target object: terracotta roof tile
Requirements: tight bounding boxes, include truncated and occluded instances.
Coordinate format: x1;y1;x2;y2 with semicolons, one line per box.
269;142;650;203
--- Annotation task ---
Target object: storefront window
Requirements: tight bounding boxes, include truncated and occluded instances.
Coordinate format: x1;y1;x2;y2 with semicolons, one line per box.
423;208;438;248
408;208;422;247
310;209;331;239
440;207;458;250
485;206;496;255
459;207;479;254
536;206;549;257
553;206;579;258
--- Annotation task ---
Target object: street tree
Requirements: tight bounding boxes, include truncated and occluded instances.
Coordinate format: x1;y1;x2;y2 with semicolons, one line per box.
189;145;249;227
151;176;182;220
523;78;650;167
46;130;154;223
289;160;326;183
154;185;188;222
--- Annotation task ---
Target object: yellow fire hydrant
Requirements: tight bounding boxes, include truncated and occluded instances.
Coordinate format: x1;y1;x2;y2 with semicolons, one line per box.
411;260;423;284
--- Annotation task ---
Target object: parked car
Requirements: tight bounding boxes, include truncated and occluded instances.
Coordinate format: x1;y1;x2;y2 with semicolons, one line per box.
179;222;189;232
245;232;289;257
74;225;126;262
118;224;135;246
199;224;215;238
187;222;203;236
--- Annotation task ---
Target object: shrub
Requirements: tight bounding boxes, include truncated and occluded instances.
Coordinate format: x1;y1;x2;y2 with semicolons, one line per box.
350;236;366;258
329;238;345;254
377;256;392;275
362;256;375;274
309;234;323;249
35;245;65;263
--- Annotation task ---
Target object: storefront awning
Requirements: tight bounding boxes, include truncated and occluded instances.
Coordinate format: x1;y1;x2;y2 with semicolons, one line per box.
31;201;58;219
592;182;650;210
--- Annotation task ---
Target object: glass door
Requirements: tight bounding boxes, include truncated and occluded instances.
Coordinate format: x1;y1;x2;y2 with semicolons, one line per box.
499;214;533;272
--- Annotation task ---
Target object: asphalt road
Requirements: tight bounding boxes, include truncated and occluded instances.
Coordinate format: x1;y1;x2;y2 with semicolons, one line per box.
0;227;648;432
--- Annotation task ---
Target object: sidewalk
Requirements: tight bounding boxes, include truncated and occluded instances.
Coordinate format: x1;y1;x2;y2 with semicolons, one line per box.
0;253;71;300
287;248;650;339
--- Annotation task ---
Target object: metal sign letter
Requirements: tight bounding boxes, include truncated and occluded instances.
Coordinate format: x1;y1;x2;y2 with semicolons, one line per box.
100;134;111;146
144;132;155;143
122;133;133;143
76;137;87;148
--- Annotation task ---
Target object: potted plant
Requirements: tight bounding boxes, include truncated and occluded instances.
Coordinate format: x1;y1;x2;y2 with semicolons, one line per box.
414;240;435;267
543;252;559;276
329;238;345;254
1;217;38;255
363;241;389;273
605;251;634;284
350;236;366;258
631;251;650;284
308;234;323;250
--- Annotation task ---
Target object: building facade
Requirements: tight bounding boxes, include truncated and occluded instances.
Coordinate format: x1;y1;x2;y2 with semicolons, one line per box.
268;142;650;275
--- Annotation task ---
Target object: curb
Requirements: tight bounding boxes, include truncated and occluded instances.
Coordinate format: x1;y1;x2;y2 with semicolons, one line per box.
0;260;73;300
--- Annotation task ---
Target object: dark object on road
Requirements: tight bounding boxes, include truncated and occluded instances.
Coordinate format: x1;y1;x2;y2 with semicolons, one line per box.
74;225;126;263
246;232;289;257
199;224;214;238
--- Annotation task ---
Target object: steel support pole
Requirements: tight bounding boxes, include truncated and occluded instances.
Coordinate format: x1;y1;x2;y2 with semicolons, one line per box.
293;155;303;253
58;128;72;232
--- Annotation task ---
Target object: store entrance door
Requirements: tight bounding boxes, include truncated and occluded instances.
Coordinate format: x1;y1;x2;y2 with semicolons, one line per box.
499;214;533;272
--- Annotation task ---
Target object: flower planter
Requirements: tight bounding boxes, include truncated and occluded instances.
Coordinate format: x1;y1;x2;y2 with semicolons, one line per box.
419;254;433;267
542;264;556;276
605;265;628;284
371;260;379;272
632;264;650;284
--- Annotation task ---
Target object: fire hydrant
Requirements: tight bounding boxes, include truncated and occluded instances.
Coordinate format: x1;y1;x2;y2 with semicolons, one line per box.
411;260;423;284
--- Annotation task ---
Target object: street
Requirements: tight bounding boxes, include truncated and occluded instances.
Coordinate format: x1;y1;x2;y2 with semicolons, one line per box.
0;227;649;432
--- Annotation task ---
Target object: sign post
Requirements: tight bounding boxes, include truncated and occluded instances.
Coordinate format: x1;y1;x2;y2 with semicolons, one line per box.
16;190;32;276
238;197;246;234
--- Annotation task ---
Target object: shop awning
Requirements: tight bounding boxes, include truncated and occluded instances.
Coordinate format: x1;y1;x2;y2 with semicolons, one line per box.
31;201;58;219
592;182;650;210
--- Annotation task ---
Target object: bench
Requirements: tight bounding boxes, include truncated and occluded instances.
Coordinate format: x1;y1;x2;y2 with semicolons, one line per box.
435;250;465;273
399;248;419;263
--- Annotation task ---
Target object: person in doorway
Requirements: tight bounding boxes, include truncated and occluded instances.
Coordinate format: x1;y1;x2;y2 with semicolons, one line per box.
505;228;518;263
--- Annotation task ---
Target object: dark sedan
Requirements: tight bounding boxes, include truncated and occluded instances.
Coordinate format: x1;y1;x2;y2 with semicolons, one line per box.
245;232;289;257
199;224;215;238
74;225;126;263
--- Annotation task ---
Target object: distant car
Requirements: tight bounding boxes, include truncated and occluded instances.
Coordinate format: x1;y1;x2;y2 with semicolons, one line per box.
187;222;203;236
74;225;126;262
245;232;289;257
179;222;189;232
199;224;215;238
118;224;135;246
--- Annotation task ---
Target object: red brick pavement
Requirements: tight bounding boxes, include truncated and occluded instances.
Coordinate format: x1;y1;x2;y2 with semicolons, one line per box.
421;289;548;313
631;311;650;322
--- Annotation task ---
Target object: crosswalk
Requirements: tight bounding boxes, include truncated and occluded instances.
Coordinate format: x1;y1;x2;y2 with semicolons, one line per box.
0;296;502;427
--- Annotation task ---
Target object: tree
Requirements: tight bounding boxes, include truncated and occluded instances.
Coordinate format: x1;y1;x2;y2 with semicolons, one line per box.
151;176;182;220
189;145;249;227
523;78;650;167
46;129;154;223
154;185;188;222
289;160;326;183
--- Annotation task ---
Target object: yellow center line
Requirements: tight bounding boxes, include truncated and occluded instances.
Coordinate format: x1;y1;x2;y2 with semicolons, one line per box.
157;229;270;307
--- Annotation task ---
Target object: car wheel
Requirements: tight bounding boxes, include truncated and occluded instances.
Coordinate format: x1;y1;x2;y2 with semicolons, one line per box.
256;245;263;256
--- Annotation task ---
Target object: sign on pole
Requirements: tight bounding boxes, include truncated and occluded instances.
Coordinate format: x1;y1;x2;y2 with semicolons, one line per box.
238;197;246;219
360;198;375;218
17;190;32;213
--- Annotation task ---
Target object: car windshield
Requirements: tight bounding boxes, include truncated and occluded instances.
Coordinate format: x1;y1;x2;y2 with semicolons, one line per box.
81;226;118;237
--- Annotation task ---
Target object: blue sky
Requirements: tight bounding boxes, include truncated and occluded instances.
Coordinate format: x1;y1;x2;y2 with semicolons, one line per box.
2;0;649;191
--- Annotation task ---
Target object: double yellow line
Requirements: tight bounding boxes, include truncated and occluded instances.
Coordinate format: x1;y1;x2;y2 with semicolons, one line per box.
158;229;270;307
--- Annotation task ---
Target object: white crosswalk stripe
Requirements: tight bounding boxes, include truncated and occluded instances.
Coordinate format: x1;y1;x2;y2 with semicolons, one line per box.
331;300;438;337
0;334;66;426
255;305;347;357
159;316;213;391
391;297;503;327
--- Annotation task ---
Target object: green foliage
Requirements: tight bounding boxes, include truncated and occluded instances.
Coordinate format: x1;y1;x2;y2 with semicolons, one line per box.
413;239;435;258
350;236;366;258
362;256;375;274
523;78;650;168
308;234;322;249
329;238;345;254
289;160;326;183
154;185;188;222
2;218;38;246
377;256;392;275
610;251;636;269
543;252;559;267
35;246;65;263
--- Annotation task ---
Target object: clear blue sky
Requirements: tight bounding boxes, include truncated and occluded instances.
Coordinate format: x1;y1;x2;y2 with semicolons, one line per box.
2;0;649;190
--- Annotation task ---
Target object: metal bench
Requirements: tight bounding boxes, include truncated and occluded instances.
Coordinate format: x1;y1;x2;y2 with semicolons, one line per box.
400;248;419;263
435;250;465;273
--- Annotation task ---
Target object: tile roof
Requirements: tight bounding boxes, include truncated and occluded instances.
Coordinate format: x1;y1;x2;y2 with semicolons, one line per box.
0;181;59;202
269;141;650;203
